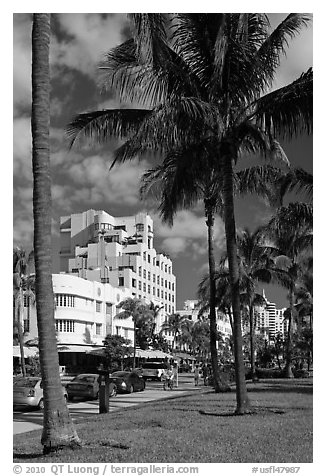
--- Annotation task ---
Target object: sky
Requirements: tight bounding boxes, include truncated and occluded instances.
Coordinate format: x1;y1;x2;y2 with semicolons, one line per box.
13;12;313;310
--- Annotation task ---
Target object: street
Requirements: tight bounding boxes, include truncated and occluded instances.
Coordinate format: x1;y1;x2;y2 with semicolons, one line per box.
13;373;203;435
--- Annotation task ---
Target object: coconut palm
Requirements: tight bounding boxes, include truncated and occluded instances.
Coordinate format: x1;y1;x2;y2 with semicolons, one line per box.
262;206;312;377
115;297;155;367
294;257;313;330
160;313;189;351
31;14;80;453
67;13;312;413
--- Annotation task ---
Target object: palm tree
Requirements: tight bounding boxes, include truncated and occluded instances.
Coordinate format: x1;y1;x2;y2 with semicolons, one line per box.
31;13;80;453
262;206;312;377
67;14;312;414
160;313;188;352
115;297;154;368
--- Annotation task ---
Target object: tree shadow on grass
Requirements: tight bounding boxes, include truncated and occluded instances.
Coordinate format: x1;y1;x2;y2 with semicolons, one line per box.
13;452;44;459
247;383;313;395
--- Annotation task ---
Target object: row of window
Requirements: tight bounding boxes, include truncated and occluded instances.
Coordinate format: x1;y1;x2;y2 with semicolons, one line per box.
55;319;102;335
137;268;175;290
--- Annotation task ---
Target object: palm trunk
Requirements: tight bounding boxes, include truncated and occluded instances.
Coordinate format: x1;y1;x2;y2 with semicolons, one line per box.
32;13;80;453
284;286;295;378
221;153;250;413
205;203;230;392
17;293;27;377
133;320;136;369
249;304;258;382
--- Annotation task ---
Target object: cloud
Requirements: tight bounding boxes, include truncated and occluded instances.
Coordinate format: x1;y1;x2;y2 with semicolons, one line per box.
51;14;126;78
13;117;32;181
152;210;225;258
13;14;32;116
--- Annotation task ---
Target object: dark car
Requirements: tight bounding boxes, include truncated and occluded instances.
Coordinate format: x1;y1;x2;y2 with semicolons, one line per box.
66;373;100;401
109;371;146;394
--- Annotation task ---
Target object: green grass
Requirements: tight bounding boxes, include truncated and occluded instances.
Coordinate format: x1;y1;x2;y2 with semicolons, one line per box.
13;378;312;463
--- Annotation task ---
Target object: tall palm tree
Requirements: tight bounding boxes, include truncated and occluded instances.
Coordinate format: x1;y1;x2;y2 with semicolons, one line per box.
31;13;80;453
67;14;312;414
115;297;154;368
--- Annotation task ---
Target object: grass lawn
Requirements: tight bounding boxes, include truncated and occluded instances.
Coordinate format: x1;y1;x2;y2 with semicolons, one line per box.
13;378;312;463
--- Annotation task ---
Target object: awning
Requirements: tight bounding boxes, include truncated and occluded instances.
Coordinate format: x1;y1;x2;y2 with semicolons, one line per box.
13;346;38;358
135;349;172;359
57;345;103;353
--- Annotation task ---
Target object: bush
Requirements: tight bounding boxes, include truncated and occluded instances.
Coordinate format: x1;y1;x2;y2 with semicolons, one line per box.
245;368;284;379
293;369;310;378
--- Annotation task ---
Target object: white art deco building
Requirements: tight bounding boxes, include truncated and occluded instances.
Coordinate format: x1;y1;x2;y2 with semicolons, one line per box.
23;209;177;357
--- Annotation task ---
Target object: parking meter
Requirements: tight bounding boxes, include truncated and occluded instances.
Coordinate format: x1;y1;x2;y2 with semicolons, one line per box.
98;368;111;414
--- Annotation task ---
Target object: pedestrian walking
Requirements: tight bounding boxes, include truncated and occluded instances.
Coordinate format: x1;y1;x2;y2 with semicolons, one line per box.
202;364;209;386
194;364;200;386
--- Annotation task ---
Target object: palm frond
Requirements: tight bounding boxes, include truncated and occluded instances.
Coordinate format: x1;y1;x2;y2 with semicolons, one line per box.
255;14;311;90
254;68;313;140
66;109;151;149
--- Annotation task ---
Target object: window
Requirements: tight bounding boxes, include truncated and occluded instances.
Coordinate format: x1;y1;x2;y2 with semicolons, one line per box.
138;267;142;277
169;267;171;274
106;303;112;315
96;301;102;312
23;295;29;307
143;283;146;292
148;285;151;293
148;271;151;280
55;294;75;307
165;292;167;300
143;269;146;279
148;239;151;249
138;282;142;290
153;287;155;295
157;276;160;284
172;283;174;291
136;223;144;232
165;280;167;288
132;278;136;288
165;265;168;273
153;273;156;283
55;320;75;333
172;295;174;303
165;304;167;311
161;290;163;298
24;318;30;333
168;294;171;301
161;278;163;286
96;324;102;335
169;282;171;290
157;289;160;297
118;277;124;287
143;252;146;260
156;260;160;266
168;305;171;313
147;254;151;263
95;223;100;230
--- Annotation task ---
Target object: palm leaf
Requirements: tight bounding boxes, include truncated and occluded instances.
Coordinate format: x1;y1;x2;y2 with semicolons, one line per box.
254;68;313;139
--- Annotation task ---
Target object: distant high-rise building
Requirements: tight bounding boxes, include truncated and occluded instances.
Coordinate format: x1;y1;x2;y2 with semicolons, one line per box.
255;290;287;340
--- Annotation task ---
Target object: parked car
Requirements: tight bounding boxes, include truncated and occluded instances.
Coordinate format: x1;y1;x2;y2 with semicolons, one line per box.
13;377;68;410
109;371;146;393
141;362;168;381
66;373;100;401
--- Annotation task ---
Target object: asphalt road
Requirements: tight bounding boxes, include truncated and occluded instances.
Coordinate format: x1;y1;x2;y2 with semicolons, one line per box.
13;374;203;435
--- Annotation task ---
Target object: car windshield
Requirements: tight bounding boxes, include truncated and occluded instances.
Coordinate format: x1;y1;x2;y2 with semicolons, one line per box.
111;372;128;377
72;375;96;383
13;378;39;388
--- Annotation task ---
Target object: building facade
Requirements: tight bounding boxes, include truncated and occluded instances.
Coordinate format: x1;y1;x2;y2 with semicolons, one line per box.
255;290;287;340
24;273;135;347
60;209;176;329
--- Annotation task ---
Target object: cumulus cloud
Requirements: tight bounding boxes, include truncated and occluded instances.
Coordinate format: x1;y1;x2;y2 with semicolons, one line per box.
51;14;126;78
152;210;225;258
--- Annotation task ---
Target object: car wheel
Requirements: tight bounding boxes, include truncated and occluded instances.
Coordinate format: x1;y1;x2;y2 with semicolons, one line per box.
129;384;134;394
38;398;44;411
68;395;74;402
109;385;117;398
